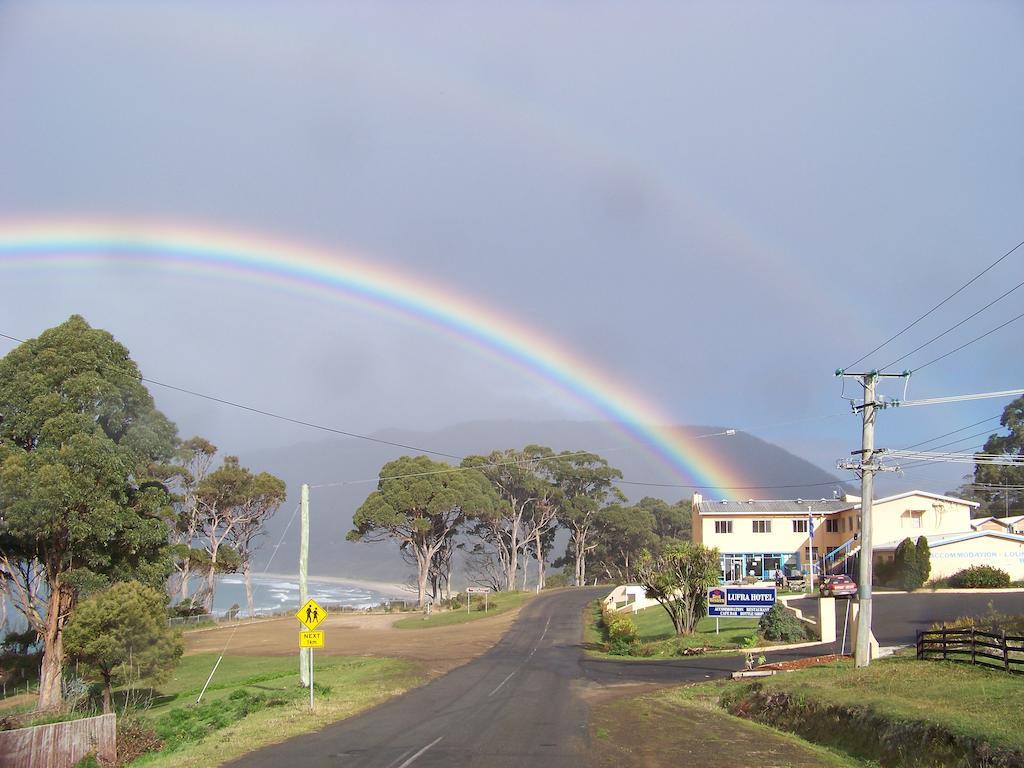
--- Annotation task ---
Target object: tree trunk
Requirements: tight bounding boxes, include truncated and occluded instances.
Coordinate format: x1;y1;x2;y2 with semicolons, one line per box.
444;557;453;601
179;559;192;601
243;562;255;619
415;548;430;608
535;534;545;591
38;583;72;711
102;673;112;715
204;543;218;613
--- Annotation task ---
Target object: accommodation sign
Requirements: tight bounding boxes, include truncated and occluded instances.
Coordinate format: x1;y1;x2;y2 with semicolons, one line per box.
707;586;776;618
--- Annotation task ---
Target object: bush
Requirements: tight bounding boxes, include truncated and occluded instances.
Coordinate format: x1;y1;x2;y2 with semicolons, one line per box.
758;604;813;642
117;716;164;764
948;565;1011;589
599;604;638;653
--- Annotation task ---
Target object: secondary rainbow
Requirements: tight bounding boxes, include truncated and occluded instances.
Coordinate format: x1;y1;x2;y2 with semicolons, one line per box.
0;218;748;493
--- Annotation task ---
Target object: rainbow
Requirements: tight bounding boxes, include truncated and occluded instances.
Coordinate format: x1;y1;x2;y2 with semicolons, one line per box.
0;218;748;493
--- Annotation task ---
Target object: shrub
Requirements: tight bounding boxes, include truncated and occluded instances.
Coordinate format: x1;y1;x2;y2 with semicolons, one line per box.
915;537;931;585
599;604;638;653
948;565;1011;589
758;604;813;642
117;716;164;764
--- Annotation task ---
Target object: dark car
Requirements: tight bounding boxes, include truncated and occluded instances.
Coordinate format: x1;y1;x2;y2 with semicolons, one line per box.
819;574;857;597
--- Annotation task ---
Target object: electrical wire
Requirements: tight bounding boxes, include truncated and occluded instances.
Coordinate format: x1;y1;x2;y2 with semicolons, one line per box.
911;312;1024;373
881;277;1024;370
900;416;1001;450
0;331;464;461
843;237;1024;370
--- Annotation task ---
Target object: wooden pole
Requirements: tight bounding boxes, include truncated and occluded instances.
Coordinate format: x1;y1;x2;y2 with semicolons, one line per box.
300;483;310;686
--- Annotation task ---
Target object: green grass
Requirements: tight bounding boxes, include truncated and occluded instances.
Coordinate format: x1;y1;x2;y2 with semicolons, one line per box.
674;655;1024;754
126;654;420;767
392;590;536;629
760;656;1024;752
587;600;761;657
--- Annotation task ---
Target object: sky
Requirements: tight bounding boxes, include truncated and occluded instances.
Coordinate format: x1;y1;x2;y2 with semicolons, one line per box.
1;1;1022;496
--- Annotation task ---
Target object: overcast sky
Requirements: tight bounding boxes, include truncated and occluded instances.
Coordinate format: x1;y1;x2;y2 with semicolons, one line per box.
1;1;1022;495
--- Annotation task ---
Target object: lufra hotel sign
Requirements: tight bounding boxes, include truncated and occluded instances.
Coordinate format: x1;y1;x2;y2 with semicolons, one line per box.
707;586;776;618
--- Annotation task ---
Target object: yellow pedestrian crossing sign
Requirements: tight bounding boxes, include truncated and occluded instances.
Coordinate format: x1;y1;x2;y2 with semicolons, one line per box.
299;631;324;648
296;598;327;630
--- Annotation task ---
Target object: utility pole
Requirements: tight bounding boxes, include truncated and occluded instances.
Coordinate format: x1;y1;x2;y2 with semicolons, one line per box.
299;483;310;686
836;370;907;668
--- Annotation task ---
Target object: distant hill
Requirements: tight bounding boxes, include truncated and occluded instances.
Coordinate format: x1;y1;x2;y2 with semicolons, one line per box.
238;420;851;583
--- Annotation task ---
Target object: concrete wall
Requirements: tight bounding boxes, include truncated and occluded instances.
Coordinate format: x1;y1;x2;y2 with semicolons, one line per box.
871;495;973;546
927;536;1024;581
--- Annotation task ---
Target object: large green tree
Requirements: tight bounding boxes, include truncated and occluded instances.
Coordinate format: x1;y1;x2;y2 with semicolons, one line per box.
973;397;1024;517
63;581;183;714
462;446;558;592
551;452;623;586
349;456;497;606
591;503;659;583
0;316;178;710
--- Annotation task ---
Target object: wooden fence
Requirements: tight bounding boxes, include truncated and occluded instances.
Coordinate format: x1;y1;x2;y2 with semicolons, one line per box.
917;628;1024;673
0;713;115;768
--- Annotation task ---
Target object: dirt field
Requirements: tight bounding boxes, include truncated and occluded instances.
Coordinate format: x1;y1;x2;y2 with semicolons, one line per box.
184;608;524;679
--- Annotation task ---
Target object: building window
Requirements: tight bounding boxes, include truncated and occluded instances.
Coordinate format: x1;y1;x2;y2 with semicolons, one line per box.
792;519;808;533
826;518;840;533
752;520;772;534
714;520;733;534
902;510;924;528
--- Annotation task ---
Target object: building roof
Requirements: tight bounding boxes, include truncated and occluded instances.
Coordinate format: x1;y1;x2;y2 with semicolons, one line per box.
695;499;852;517
694;489;979;517
873;490;980;508
995;515;1024;526
875;530;1024;551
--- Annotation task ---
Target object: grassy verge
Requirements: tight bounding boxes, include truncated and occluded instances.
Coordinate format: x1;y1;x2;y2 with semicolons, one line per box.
590;687;869;768
128;653;419;767
586;601;761;658
743;656;1024;753
392;590;535;629
671;655;1024;760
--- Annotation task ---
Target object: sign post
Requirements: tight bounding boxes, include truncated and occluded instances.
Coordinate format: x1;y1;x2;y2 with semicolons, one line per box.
295;598;328;709
466;586;490;614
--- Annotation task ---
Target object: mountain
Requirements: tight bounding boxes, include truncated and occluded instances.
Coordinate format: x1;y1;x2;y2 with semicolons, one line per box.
236;420;852;583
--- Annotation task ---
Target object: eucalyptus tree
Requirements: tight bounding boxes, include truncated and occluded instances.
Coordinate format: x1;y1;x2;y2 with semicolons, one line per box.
0;316;177;710
973;395;1024;516
193;455;285;613
163;436;218;604
591;503;658;582
551;452;624;586
462;446;557;591
349;456;497;607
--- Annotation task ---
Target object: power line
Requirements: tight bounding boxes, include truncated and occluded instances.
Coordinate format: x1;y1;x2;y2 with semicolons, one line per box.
1;330;464;461
895;388;1024;408
612;478;848;492
912;312;1024;373
881;277;1024;370
901;416;1001;450
844;236;1024;370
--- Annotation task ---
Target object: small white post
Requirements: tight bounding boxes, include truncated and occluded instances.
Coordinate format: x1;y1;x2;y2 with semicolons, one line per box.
309;648;314;710
716;617;720;635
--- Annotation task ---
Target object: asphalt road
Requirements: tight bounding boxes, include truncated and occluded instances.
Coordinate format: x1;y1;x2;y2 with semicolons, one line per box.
231;588;1023;767
230;588;818;768
790;590;1024;647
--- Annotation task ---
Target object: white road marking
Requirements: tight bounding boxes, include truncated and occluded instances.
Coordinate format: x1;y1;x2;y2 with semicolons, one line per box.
396;736;443;768
489;615;554;697
384;749;413;768
488;670;517;697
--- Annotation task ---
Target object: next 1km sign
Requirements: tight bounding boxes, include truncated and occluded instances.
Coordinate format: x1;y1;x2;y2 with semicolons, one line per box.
707;586;776;618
